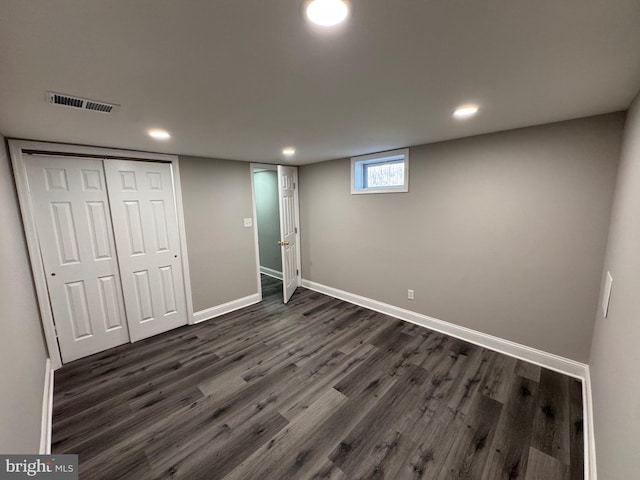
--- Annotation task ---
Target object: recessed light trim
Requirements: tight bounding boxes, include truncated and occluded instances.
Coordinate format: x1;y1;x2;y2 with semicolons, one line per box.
453;105;479;119
148;129;171;140
282;147;296;156
306;0;349;26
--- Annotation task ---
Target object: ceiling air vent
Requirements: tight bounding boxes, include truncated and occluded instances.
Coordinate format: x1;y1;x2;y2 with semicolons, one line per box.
47;92;118;114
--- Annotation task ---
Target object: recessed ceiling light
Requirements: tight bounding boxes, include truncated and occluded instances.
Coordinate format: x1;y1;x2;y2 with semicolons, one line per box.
282;147;296;156
306;0;349;26
148;129;171;140
453;105;479;119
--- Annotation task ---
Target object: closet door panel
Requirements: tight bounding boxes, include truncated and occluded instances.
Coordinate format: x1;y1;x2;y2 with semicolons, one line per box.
25;155;129;363
105;160;187;341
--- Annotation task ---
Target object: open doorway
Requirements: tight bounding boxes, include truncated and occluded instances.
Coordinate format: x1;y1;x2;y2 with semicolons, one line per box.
251;163;302;304
253;165;282;281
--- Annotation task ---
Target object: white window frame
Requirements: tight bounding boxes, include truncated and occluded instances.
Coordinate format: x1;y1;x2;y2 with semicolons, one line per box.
351;148;409;194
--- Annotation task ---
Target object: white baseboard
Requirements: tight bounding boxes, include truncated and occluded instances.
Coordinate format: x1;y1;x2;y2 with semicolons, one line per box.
260;266;283;280
301;278;595;479
192;293;261;324
583;366;597;480
39;358;53;454
301;279;586;377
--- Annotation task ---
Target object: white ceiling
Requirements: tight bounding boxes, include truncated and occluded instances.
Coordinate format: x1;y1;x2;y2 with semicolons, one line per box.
1;0;639;165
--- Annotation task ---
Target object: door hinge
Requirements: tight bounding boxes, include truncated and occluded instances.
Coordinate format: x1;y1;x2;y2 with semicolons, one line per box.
295;227;298;234
53;325;58;337
296;269;299;276
293;182;296;189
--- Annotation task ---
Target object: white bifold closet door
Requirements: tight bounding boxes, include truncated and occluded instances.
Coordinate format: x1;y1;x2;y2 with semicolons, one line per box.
25;155;130;363
104;160;187;342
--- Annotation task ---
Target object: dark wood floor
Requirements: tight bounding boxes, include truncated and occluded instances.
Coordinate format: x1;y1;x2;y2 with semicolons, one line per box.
52;275;584;479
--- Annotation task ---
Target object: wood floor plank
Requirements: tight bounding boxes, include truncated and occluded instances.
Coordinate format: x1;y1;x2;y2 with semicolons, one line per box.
436;393;503;479
414;332;450;370
142;362;302;464
305;458;347;480
78;444;153;480
524;447;569;480
337;309;387;355
329;365;429;475
568;378;584;480
403;344;473;443
333;331;425;399
531;369;571;465
445;346;493;417
51;396;132;450
515;359;542;383
277;342;378;421
347;428;417;480
63;386;204;464
400;408;467;479
222;388;347;480
481;375;540;480
52;334;224;415
150;409;289;479
52;275;584;479
479;353;518;404
261;354;402;479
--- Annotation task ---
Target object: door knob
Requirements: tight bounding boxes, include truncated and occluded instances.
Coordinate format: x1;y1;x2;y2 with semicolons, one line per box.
278;241;289;246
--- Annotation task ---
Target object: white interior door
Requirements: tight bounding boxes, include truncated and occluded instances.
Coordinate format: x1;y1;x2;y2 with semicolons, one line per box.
277;165;300;303
25;155;129;363
104;160;187;341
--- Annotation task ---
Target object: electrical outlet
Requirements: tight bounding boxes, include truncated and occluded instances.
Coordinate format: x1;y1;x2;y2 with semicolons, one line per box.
408;289;414;300
243;218;253;228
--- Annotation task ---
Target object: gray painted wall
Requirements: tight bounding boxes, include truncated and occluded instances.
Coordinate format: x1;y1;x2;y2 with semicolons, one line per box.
299;113;624;362
179;156;258;312
589;94;640;479
254;170;282;272
0;137;48;453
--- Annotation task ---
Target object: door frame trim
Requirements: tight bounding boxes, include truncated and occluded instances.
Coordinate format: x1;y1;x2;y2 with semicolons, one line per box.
249;163;277;300
249;163;302;300
292;167;302;290
9;140;194;369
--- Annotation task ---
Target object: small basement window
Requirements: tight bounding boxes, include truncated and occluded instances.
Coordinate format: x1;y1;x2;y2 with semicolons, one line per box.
351;148;409;194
